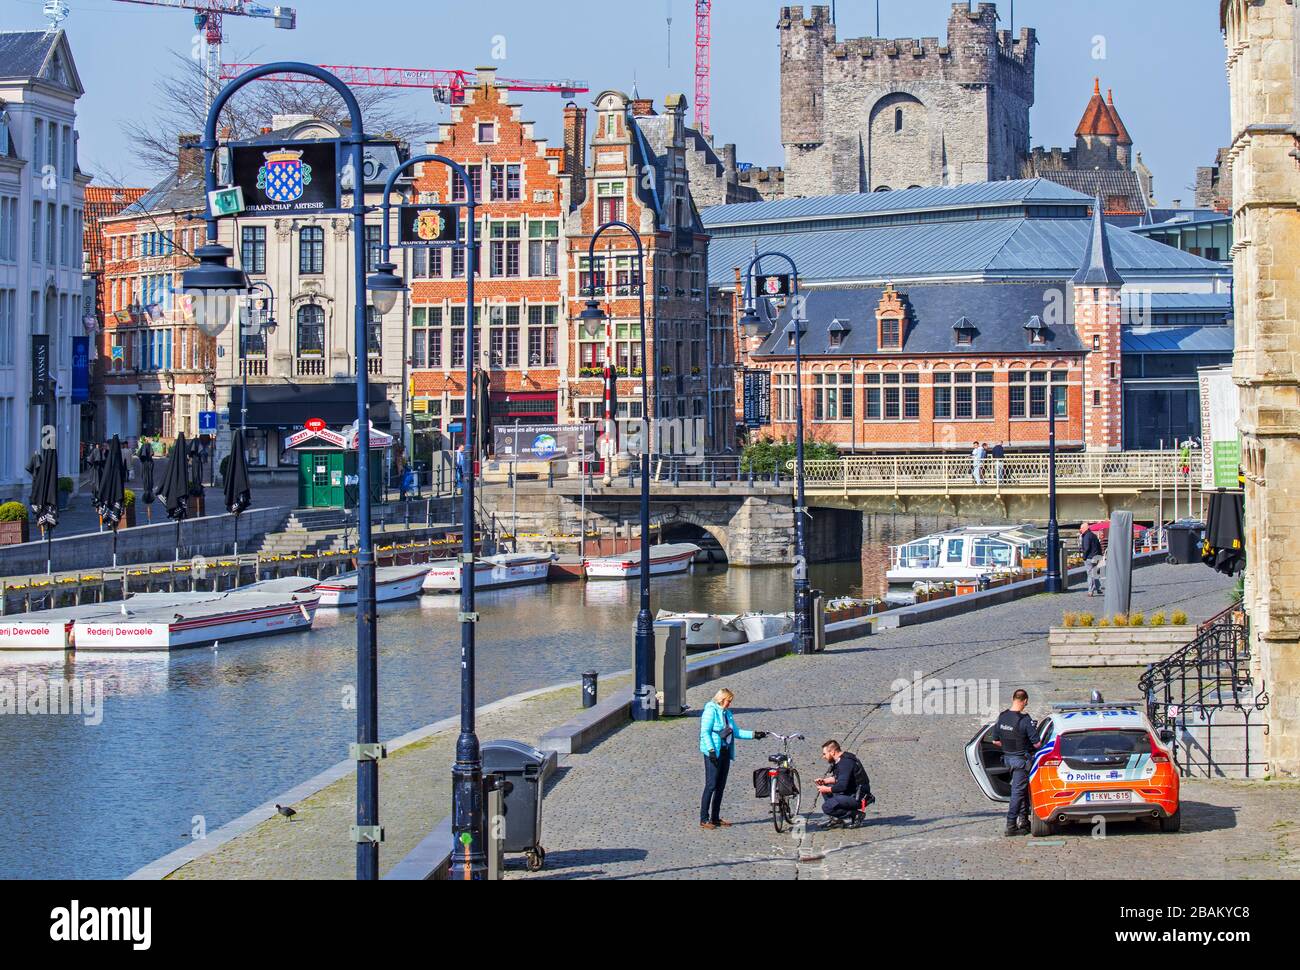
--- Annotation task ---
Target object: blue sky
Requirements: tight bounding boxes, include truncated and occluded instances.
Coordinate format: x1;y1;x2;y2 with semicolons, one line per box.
11;0;1229;204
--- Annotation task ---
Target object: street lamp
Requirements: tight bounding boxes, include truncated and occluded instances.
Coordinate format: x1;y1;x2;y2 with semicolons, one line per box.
740;251;813;656
187;62;383;880
1045;378;1063;593
239;281;276;433
371;152;486;878
582;222;656;722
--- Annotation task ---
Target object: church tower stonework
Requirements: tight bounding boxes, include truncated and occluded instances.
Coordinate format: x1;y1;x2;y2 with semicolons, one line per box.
1072;197;1125;452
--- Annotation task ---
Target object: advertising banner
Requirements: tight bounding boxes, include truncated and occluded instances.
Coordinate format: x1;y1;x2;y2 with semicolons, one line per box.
71;336;89;404
743;370;772;428
1199;365;1241;490
493;424;594;462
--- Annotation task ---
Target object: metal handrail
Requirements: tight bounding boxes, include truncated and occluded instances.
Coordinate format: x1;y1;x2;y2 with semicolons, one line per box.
802;450;1200;489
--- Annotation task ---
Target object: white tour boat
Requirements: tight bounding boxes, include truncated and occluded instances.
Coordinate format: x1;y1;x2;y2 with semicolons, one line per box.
422;552;556;594
70;589;321;652
655;611;747;650
885;525;1049;601
583;543;701;581
316;564;431;608
738;612;795;643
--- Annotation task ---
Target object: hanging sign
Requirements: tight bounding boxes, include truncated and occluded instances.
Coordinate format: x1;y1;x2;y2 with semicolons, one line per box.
30;335;49;405
397;205;461;247
71;336;89;404
229;140;341;215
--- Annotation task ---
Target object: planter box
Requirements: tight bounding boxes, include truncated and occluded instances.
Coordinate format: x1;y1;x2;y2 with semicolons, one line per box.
0;520;30;546
1049;626;1197;668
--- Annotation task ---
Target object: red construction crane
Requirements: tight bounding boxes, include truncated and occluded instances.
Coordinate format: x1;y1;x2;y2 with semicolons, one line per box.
111;1;297;110
220;63;589;105
695;0;712;135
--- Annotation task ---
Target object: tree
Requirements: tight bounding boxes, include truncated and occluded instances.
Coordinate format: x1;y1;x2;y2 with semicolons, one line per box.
120;50;429;179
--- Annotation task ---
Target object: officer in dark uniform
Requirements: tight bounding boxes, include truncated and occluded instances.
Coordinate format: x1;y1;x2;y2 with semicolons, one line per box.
991;688;1039;836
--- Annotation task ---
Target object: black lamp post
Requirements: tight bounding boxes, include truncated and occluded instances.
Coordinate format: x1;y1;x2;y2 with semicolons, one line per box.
579;221;656;721
369;153;485;878
184;62;383;880
239;280;276;433
739;251;813;656
1045;379;1062;593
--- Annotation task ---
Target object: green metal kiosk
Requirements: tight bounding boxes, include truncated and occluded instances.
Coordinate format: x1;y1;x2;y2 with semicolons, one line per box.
285;420;393;510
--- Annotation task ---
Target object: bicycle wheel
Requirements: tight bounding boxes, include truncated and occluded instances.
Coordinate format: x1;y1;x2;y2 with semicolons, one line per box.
783;768;802;823
772;793;785;834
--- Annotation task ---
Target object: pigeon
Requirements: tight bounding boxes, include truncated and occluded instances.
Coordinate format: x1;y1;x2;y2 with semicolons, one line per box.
275;804;297;820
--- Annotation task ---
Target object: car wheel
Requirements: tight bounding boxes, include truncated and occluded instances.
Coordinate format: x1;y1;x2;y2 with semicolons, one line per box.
1158;807;1181;833
1029;813;1056;837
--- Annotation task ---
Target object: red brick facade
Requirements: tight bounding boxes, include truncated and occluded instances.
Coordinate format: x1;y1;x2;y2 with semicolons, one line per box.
1074;281;1124;450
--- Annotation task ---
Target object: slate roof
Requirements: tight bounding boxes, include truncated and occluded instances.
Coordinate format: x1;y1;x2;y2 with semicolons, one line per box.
1072;195;1125;286
752;282;1086;359
1037;169;1147;216
128;171;207;215
0;30;81;94
629;111;707;234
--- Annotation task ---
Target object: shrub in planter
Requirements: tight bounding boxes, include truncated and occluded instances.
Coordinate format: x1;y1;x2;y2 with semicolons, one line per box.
1078;613;1096;628
1149;611;1167;628
1098;617;1112;628
0;501;29;545
57;476;73;510
1112;613;1130;627
123;489;136;528
1062;612;1078;628
1171;610;1188;626
1129;613;1146;627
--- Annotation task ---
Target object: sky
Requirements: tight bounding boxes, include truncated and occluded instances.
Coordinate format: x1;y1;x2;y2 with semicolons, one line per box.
8;0;1230;205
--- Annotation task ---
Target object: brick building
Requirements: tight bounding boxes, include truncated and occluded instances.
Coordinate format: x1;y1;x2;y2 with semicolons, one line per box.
96;144;207;444
565;90;733;454
778;3;1035;197
408;67;575;464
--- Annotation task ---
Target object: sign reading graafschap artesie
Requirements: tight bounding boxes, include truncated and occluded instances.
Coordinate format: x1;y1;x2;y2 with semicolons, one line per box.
755;274;791;298
397;205;461;247
229;141;340;215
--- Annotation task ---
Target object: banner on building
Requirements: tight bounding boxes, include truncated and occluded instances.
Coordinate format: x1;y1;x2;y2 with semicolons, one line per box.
30;335;49;405
743;370;772;429
229;140;341;215
1199;365;1241;491
70;336;89;404
396;205;461;247
493;424;594;462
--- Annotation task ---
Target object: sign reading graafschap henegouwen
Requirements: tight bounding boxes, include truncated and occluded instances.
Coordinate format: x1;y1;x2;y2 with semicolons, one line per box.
755;274;791;298
397;205;461;247
229;141;340;215
493;424;594;462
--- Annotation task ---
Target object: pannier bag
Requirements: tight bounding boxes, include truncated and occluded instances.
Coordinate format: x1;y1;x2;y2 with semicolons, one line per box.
753;766;799;799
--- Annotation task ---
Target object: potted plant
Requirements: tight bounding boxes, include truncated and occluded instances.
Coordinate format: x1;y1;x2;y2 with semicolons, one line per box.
57;476;73;511
123;488;136;528
0;501;29;545
1049;611;1198;667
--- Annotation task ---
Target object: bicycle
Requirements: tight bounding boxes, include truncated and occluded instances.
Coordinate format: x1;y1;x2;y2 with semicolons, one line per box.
755;733;804;833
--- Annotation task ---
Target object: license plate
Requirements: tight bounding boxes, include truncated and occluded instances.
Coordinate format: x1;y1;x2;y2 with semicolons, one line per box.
1084;791;1132;803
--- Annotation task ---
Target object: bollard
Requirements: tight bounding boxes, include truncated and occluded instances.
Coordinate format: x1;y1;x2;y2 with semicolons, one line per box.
673;462;680;487
582;670;598;709
748;465;755;487
710;461;717;487
627;463;636;488
547;463;554;489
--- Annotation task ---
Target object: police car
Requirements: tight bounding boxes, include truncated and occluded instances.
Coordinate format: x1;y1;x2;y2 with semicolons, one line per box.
965;700;1181;836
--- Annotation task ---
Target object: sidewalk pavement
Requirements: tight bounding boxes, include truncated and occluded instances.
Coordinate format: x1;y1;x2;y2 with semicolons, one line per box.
512;564;1299;881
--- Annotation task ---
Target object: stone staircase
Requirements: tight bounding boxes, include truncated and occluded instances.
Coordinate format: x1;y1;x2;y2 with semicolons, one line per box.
257;500;459;558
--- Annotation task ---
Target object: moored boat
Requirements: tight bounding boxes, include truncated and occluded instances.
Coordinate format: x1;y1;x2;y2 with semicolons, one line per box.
738;612;795;643
0;590;248;652
317;564;431;608
583;543;701;581
422;553;556;594
70;590;320;652
655;610;747;650
886;525;1048;602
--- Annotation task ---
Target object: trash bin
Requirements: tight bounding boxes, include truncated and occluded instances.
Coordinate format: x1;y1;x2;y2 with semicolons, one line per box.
1166;520;1205;565
654;619;687;716
481;740;557;871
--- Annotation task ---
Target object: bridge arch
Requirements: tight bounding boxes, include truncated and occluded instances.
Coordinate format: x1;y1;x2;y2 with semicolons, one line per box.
650;511;731;564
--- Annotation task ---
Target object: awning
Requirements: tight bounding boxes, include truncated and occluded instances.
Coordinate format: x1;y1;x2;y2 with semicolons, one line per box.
238;382;391;428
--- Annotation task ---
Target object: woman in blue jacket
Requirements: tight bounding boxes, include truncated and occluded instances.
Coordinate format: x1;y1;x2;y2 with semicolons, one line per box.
698;688;766;829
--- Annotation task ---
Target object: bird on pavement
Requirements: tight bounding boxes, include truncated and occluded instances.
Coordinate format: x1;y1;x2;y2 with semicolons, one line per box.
275;804;297;820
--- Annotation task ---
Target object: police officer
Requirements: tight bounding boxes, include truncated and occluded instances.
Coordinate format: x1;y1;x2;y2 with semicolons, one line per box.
991;688;1039;836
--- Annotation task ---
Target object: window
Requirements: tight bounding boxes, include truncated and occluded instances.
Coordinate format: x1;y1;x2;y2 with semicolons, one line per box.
412;307;443;368
774;373;797;423
477;122;497;144
489;164;523;202
528;220;559;277
953;372;974;419
1009;370;1027;418
365;225;383;273
489;221;521;277
526;305;559;367
34;119;44;170
879;316;902;350
1011;370;1069;419
975;372;994;419
813;372;853;422
597;181;625;225
972;539;1013;568
903;373;920;419
412;246;443;279
297;304;325;357
1029;371;1048;418
241;226;266;273
450;306;466;367
366;306;382;358
945;539;965;564
1052;371;1068;418
46;204;56;263
895;108;904;132
299;226;324;274
31;202;41;262
1093;389;1102;407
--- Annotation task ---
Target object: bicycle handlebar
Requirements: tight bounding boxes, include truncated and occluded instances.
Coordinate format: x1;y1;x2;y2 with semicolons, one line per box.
771;733;805;742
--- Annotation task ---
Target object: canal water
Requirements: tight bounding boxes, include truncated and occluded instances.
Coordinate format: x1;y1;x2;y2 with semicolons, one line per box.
0;515;948;879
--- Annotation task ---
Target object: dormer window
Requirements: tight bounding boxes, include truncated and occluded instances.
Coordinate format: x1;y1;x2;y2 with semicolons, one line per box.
875;284;907;351
783;320;807;350
828;319;849;350
953;316;976;346
1025;314;1048;345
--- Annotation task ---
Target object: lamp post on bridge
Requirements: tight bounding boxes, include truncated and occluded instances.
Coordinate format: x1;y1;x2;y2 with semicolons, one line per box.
1045;375;1063;594
368;153;489;878
577;220;657;722
183;62;383;880
738;251;813;657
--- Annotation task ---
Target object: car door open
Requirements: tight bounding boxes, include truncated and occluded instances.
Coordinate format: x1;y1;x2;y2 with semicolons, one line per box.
964;722;1011;802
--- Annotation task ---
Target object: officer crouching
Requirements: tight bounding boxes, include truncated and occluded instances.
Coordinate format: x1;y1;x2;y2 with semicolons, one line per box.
991;688;1040;836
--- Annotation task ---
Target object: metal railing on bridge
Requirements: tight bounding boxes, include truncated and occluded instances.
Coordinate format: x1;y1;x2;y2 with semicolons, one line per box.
800;451;1200;492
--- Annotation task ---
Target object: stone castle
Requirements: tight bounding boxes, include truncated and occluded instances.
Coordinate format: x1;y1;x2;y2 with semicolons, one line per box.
778;2;1036;197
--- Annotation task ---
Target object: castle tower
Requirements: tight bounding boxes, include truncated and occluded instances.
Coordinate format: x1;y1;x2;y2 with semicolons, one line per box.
1074;78;1121;170
1072;196;1125;452
1105;88;1133;169
777;2;1035;197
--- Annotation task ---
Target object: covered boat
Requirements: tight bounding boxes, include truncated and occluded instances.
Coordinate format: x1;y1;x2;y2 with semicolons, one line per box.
655;611;747;650
316;564;431;608
422;553;556;594
584;543;701;581
886;525;1048;601
70;590;320;652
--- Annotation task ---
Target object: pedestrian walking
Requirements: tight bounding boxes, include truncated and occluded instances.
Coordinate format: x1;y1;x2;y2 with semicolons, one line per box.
1081;522;1105;596
971;441;986;485
991;441;1006;484
698;688;767;830
990;688;1040;836
454;444;466;494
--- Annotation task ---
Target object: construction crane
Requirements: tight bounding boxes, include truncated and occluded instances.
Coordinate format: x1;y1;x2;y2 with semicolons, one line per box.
695;0;711;135
111;2;297;112
220;63;589;105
